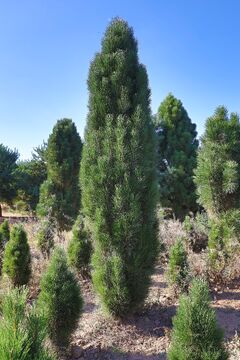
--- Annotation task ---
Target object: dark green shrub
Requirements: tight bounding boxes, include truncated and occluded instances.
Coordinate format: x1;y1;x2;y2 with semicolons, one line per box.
80;18;158;317
0;219;10;244
67;214;92;274
37;219;55;258
37;247;83;347
168;279;228;360
168;238;189;290
2;225;31;286
0;287;56;360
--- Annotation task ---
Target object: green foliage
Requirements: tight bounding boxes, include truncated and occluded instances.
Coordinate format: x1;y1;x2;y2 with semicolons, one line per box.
80;18;158;316
0;219;10;244
37;247;83;347
37;219;55;258
195;106;240;216
168;238;189;290
16;142;47;211
37;119;82;231
208;210;240;266
0;144;19;210
2;225;31;286
168;279;228;360
67;214;92;273
0;287;56;360
156;94;198;219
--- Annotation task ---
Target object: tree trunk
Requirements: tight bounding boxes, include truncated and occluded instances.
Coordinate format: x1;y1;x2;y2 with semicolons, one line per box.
0;204;2;217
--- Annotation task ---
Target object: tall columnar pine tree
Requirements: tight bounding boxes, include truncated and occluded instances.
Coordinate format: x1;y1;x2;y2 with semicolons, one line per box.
80;18;158;316
155;94;198;219
37;119;82;231
194;106;240;217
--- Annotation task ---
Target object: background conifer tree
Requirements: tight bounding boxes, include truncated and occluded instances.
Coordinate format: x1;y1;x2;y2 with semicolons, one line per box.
80;18;158;316
37;119;82;231
194;106;240;217
155;94;198;219
2;224;31;286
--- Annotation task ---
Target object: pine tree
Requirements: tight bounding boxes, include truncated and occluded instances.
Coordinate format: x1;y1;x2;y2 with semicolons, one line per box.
0;219;10;244
168;238;189;290
37;119;82;231
0;144;19;216
67;214;92;274
2;224;31;286
37;247;83;347
80;18;158;316
168;279;228;360
194;106;240;217
156;93;198;219
0;287;56;360
37;219;55;258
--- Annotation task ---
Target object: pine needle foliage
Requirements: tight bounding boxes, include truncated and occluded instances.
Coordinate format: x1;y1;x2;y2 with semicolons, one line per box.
37;219;55;258
0;219;10;244
168;279;228;360
195;106;240;217
0;287;56;360
37;119;82;231
80;18;158;316
37;247;83;347
168;238;189;290
2;224;31;286
67;214;92;274
156;93;198;219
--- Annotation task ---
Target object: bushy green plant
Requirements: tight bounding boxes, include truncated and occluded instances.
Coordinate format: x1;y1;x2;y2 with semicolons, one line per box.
67;214;92;274
156;93;198;219
0;219;10;244
195;107;240;217
168;279;228;360
208;210;240;282
2;225;31;286
37;219;55;258
168;238;189;290
80;18;158;317
37;247;83;347
0;287;55;360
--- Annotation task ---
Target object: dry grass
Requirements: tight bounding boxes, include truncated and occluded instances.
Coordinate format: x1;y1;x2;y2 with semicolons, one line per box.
1;216;240;359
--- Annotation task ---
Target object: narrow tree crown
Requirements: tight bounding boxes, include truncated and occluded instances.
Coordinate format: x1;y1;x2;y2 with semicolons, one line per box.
80;18;158;316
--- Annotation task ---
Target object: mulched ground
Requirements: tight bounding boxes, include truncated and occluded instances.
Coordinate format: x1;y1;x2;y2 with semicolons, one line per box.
68;262;240;360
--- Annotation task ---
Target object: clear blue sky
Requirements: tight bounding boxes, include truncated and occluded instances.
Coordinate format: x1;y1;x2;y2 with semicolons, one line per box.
1;0;240;159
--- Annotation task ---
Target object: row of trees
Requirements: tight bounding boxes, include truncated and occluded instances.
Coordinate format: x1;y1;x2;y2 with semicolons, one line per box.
2;18;240;313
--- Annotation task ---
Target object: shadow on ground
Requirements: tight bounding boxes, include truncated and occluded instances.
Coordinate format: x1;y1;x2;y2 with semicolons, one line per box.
71;345;167;360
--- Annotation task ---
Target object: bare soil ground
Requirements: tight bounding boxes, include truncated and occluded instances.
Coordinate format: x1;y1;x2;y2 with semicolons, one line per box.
69;263;240;360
